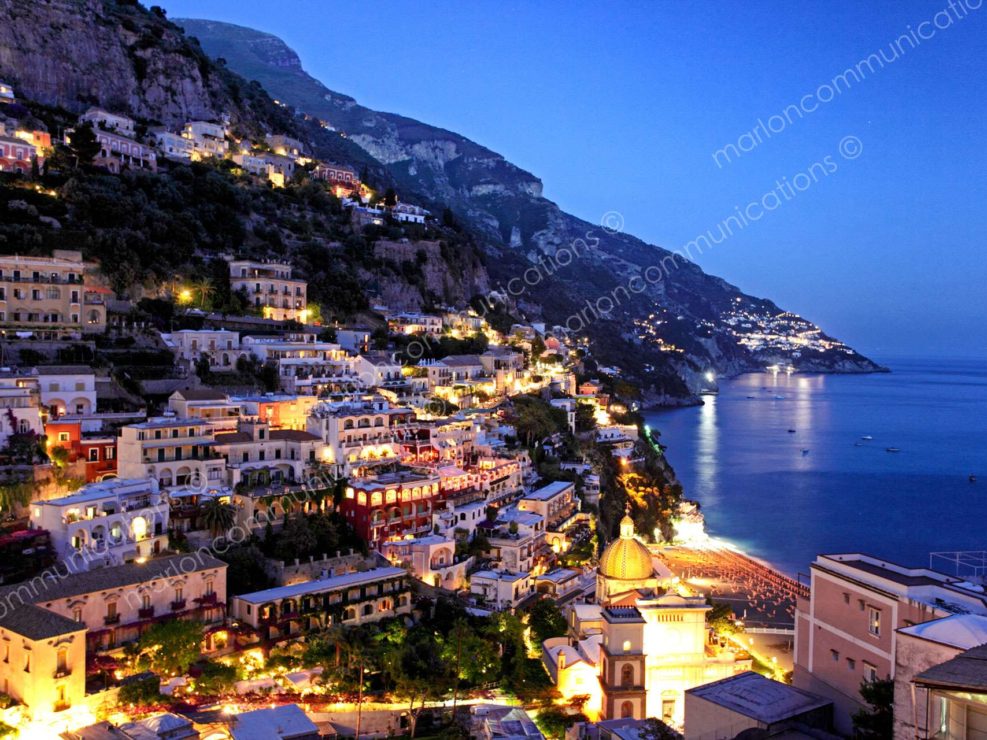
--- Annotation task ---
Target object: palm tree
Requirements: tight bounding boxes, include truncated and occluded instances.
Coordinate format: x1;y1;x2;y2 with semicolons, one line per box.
200;497;236;538
192;278;214;309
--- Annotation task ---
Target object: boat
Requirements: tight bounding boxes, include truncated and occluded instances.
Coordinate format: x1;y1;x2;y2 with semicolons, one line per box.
886;447;900;453
774;395;785;400
971;475;978;483
801;449;810;456
746;395;756;399
861;435;873;441
788;429;796;433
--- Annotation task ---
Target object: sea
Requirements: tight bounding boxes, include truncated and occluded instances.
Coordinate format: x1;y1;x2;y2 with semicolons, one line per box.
644;356;987;578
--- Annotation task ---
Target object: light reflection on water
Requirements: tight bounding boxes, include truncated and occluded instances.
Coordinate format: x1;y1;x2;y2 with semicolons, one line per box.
646;358;987;575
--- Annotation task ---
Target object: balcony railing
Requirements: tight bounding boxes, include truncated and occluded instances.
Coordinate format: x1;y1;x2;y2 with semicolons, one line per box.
104;613;120;626
138;606;155;619
170;599;187;612
195;592;219;606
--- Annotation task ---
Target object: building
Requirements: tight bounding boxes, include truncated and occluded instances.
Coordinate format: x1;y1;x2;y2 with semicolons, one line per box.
911;643;987;739
228;260;308;321
79;108;136;137
380;534;471;590
162;329;243;370
793;553;987;735
212;418;320;489
390;202;430;224
0;133;35;172
182;120;229;158
307;396;414;476
339;470;441;547
470;570;533;611
43;418;117;482
519;480;578;530
471;705;544;740
542;513;748;726
0;553;226;720
0;250;107;337
684;671;833;740
34;365;97;417
117;417;225;489
88;127;157;173
229;566;412;639
153;130;194;161
265;134;306;158
387;312;443;336
0;80;15;104
893;613;987;739
0;371;43;448
232;704;319;740
313;162;359;187
30;477;169;570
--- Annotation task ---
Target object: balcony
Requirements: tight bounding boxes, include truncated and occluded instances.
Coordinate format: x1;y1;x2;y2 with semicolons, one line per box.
104;613;120;626
54;667;71;679
170;599;187;612
138;606;155;619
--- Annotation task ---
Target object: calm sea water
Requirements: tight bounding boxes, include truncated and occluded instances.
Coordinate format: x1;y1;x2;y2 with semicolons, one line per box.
645;357;987;577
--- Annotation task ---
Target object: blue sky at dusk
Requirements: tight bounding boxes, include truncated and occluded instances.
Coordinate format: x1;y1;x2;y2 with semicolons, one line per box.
162;0;987;359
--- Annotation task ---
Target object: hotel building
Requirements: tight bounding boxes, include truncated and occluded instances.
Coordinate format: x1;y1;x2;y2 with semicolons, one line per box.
228;260;307;322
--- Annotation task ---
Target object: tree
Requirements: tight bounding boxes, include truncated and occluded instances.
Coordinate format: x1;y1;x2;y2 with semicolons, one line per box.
192;278;213;309
134;620;204;676
316;626;381;737
385;626;454;738
528;599;568;645
194;661;239;696
441;619;500;713
852;678;893;738
200;497;236;538
118;674;162;707
69;122;101;166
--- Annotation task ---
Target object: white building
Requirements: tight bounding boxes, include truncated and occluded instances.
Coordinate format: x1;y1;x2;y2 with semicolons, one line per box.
183;120;229;158
79;108;136;137
33;365;97;417
212;418;321;489
117;417;225;489
153;130;193;161
0;373;43;448
30;477;168;571
470;570;533;611
162;329;243;370
380;534;471;590
306;396;413;475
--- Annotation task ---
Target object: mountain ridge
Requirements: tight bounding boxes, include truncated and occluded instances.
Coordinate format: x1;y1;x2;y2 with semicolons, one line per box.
177;18;883;400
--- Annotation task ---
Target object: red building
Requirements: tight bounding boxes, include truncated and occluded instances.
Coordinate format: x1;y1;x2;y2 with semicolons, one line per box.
0;135;34;173
45;419;118;482
339;471;440;548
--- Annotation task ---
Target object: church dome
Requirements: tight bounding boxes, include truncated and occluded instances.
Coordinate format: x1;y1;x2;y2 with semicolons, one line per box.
599;513;653;580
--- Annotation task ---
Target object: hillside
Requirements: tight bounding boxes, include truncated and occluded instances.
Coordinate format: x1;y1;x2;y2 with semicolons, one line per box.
177;19;884;399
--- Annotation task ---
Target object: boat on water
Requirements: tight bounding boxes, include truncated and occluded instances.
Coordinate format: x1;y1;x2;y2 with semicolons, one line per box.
774;395;785;400
788;429;796;433
861;435;874;440
746;395;756;399
886;447;901;453
970;475;978;483
801;449;810;456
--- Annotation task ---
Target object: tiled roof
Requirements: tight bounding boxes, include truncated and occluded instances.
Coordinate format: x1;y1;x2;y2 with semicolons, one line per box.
0;603;85;640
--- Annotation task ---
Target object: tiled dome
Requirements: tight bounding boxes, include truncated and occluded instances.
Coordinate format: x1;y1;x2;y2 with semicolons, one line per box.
599;513;653;580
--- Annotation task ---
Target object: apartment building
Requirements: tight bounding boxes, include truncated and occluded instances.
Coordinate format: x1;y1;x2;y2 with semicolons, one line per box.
229;566;412;640
307;396;414;475
117;417;225;489
380;534;471;590
212;418;320;489
470;570;533;611
228;260;307;321
0;372;43;448
339;470;441;547
519;480;578;530
0;250;107;337
43;419;117;482
33;365;97;417
30;478;168;571
794;552;987;735
183;120;229;158
162;328;243;369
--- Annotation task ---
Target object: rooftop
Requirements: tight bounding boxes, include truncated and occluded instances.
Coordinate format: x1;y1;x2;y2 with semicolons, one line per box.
234;566;406;605
914;644;987;692
231;704;318;740
524;480;573;501
899;614;987;649
473;570;529;583
686;671;831;724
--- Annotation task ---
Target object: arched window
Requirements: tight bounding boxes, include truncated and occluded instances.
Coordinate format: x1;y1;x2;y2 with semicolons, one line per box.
621;664;634;688
620;701;634;719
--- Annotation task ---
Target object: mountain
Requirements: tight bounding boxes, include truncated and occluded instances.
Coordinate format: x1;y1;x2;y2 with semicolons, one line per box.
176;19;883;400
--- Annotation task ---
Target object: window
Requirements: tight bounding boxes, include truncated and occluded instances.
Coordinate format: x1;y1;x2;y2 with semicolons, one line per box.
23;654;29;673
847;658;856;671
831;649;840;662
56;648;67;673
843;592;850;604
88;448;99;462
106;602;116;619
868;607;881;636
622;640;632;653
863;662;878;682
621;664;634;688
620;701;634;719
72;608;82;622
58;432;70;442
142;594;151;610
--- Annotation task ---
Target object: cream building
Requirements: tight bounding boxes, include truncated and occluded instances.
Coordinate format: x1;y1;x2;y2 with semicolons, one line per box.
228;260;307;321
117;417;226;489
33;365;97;416
544;512;750;727
0;250;107;337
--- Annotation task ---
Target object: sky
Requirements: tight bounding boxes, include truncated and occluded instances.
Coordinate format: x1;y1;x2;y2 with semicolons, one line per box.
160;1;987;360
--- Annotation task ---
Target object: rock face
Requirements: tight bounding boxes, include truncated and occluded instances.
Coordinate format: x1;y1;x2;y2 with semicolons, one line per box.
0;0;287;132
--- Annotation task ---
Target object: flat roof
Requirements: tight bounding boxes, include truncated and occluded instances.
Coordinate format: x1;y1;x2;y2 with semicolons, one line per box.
473;570;528;583
41;477;156;506
234;567;406;604
900;614;987;650
524;480;573;501
686;671;831;724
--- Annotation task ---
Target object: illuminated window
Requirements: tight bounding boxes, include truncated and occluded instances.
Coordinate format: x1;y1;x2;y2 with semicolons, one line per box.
622;640;632;653
357;493;367;506
868;608;881;637
345;487;354;499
